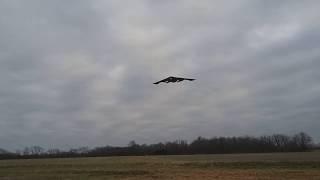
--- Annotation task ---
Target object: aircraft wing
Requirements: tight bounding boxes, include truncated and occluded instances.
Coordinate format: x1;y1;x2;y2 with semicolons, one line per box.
153;77;170;84
183;78;195;81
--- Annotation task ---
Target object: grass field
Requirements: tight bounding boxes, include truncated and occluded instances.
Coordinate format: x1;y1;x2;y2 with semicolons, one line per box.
1;152;320;179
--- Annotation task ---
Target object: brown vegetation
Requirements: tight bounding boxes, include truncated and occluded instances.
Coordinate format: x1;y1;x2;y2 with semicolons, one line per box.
0;151;319;179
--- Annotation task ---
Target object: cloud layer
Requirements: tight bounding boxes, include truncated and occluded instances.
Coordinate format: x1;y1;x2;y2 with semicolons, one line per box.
1;0;320;150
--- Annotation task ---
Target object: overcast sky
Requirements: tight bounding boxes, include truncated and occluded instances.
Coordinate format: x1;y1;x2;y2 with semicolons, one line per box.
0;0;320;150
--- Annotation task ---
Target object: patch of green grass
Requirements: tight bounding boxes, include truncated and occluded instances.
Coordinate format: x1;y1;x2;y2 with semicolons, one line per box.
71;169;150;176
180;161;320;170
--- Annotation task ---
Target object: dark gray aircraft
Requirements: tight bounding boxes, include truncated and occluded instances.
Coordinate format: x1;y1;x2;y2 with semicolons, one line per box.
154;76;195;84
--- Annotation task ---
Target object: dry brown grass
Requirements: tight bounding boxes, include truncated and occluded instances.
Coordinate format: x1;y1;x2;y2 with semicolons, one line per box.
0;152;320;179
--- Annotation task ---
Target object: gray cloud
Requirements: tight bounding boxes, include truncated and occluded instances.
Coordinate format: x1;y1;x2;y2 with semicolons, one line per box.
0;0;320;150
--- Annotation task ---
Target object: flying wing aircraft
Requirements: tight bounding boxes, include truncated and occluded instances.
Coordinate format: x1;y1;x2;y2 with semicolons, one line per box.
154;76;195;84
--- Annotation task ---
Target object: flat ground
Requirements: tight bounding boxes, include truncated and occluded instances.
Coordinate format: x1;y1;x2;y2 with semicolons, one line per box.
1;152;320;180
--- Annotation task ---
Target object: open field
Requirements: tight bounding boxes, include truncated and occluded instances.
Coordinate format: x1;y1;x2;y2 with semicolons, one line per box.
1;152;320;180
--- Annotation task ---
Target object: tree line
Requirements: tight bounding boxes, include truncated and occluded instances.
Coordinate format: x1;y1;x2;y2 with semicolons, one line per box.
0;132;315;160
